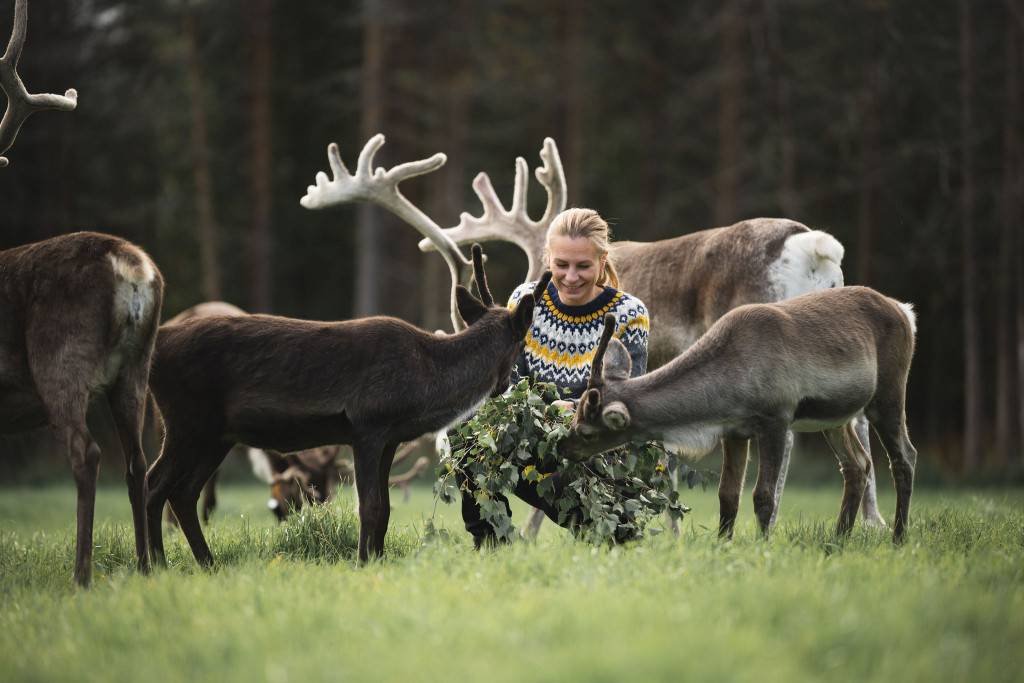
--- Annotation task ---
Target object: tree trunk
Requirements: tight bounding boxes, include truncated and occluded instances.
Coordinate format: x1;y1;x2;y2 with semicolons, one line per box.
856;10;884;288
245;0;274;313
423;0;473;332
715;0;743;226
640;1;669;240
182;0;222;302
1003;0;1024;467
765;0;799;219
960;0;984;474
560;0;585;208
356;0;387;318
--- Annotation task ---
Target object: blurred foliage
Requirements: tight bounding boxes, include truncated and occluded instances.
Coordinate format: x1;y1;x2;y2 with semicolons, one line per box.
436;378;689;545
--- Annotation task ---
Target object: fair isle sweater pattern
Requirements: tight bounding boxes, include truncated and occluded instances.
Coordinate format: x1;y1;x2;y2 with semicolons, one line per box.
507;281;650;400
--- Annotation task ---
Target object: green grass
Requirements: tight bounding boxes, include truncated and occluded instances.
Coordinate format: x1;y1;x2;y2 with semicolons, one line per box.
1;478;1022;682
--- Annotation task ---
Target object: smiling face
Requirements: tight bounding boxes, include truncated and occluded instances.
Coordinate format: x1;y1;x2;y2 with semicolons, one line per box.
547;235;607;307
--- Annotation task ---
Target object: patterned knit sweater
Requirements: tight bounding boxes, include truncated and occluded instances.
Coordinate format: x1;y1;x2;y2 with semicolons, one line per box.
507;281;650;400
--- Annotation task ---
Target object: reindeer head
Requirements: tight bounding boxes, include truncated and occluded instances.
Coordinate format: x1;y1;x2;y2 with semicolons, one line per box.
266;445;342;521
562;314;638;461
455;243;552;398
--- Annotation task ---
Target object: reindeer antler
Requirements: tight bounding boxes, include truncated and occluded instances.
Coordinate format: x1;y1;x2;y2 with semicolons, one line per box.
0;0;78;168
300;134;475;331
418;137;567;282
587;313;619;389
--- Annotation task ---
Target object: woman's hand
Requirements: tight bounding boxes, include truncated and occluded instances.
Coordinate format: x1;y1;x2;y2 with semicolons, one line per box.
553;399;576;413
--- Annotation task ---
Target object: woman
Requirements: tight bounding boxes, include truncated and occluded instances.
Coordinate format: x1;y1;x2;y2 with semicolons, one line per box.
460;207;650;546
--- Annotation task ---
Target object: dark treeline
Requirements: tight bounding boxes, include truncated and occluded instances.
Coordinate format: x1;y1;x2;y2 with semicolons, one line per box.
1;0;1022;479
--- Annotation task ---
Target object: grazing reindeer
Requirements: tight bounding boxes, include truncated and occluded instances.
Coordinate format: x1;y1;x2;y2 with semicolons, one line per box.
561;286;918;543
415;139;885;533
1;0;78;167
0;232;163;586
145;244;551;565
266;445;431;521
264;445;344;522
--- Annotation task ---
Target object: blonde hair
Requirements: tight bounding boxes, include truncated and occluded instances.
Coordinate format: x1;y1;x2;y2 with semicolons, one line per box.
545;208;619;289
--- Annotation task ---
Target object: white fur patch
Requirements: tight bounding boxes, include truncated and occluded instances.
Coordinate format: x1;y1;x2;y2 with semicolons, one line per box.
662;423;726;459
768;231;845;300
247;448;275;484
109;252;156;284
898;302;917;334
110;253;156;327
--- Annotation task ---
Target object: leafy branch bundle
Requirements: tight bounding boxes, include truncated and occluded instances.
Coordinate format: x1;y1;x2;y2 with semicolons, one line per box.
434;378;691;545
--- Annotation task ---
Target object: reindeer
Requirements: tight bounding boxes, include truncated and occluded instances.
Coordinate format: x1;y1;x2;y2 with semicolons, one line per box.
1;0;78;167
0;232;163;586
264;444;431;521
160;301;249;524
561;286;918;544
145;244;551;566
414;138;884;533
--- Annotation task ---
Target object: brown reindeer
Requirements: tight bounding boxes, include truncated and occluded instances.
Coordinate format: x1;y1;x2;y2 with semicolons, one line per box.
0;232;163;586
265;445;431;521
0;0;78;167
145;244;550;566
414;138;884;534
562;287;918;543
160;301;249;524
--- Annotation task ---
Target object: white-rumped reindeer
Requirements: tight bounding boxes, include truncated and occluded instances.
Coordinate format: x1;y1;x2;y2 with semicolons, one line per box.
145;243;550;565
415;139;887;533
0;232;163;586
1;0;78;168
561;286;918;543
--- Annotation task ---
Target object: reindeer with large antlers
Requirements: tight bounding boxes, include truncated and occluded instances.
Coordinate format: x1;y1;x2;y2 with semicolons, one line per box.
562;287;918;544
0;0;78;167
417;139;886;533
145;244;550;566
301;134;477;333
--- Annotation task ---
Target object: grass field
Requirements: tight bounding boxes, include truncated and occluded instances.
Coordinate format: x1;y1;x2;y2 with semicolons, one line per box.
1;467;1022;683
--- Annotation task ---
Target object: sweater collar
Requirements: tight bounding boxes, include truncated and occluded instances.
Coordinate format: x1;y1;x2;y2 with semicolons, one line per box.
545;281;619;316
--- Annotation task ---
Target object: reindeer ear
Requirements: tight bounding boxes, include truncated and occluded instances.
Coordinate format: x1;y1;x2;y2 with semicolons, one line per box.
532;271;552;301
471;244;495;307
456;285;489;326
580;387;601;417
602;337;632;381
511;292;536;337
601;401;630;430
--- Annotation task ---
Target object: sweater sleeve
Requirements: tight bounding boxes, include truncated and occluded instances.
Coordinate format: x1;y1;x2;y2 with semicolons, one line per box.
507;281;539;386
616;295;649;378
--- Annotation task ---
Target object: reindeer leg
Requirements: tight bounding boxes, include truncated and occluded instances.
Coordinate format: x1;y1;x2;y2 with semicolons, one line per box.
352;437;387;563
521;507;545;539
34;359;98;587
769;431;794;529
822;423;870;537
717;439;750;539
663;451;682;539
370;443;399;557
168;488;215;568
866;406;916;544
752;425;789;537
147;435;227;568
58;418;100;587
200;470;219;524
853;415;885;527
106;375;152;576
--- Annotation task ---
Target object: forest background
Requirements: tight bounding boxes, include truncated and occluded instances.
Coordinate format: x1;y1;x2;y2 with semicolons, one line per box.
1;0;1022;482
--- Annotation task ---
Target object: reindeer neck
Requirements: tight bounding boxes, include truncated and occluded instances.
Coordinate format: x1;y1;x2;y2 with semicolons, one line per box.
610;334;742;432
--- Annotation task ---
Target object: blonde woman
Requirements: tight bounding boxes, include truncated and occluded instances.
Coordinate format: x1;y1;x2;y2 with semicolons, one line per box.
460;208;650;546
